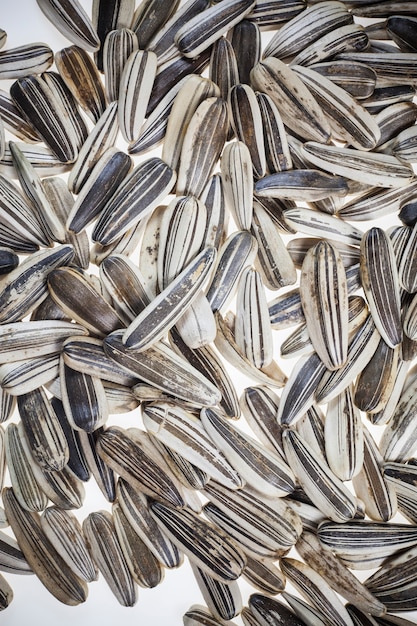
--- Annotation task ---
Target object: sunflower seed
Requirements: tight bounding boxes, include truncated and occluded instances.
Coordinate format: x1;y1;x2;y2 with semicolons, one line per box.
184;604;235;626
309;60;377;100
116;478;182;568
191;562;242;621
40;507;98;582
83;510;137;606
0;43;53;79
0;89;41;143
5;422;48;513
251;57;331;143
240;385;285;459
36;0;100;51
78;428;116;502
150;500;246;582
248;592;315;626
175;0;256;59
336;51;417;85
102;28;138;102
91;0;135;70
0;528;31;576
207;230;258;312
243;554;286;596
112;501;163;588
59;361;108;433
55;45;107;123
143;403;243;489
264;1;352;59
3;487;87;605
10;75;80;163
0;353;60;396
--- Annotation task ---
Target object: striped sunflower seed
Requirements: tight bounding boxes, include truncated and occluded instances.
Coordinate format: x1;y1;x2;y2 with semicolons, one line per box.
0;43;53;80
91;0;135;71
36;0;100;51
190;562;242;621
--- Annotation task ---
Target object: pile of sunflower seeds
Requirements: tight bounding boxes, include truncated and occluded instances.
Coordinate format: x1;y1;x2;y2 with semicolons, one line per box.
0;0;417;623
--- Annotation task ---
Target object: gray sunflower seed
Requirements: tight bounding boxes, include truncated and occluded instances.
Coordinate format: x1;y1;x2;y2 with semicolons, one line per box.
264;1;352;59
143;403;243;489
78;428;116;502
148;0;210;65
354;339;399;413
0;245;74;324
112;501;163;588
352;427;397;522
201;406;295;498
170;328;239;419
296;530;385;616
83;510;137;606
9;141;66;243
174;0;256;58
148;434;209;491
48;266;123;336
338;181;417;222
184;604;235;626
269;288;305;330
60;361;108;433
325;385;364;481
68;101;118;194
214;311;287;388
280;557;355;626
256;92;292;173
36;0;100;51
360;227;403;348
251;57;331;143
67;148;132;234
203;480;302;555
118;50;157;143
99;254;152;325
0;88;41;143
255;169;348;202
221;141;253;229
40;507;98;582
128;77;188;156
104;330;221;406
0;354;60;396
375;102;417;148
97;426;186;508
363;84;416;113
122;247;216;351
131;0;180;49
284;207;364;245
228;84;266;178
247;593;308;626
190;562;242;621
161;74;219;172
387;15;417;52
293;64;381;150
283;428;357;522
92;0;135;71
176;97;228;198
0;43;53;79
309;60;377;100
116;478;182;568
291;22;369;67
63;336;138;387
207;229;258;311
210;37;239;116
318;519;417;566
17;387;68;471
243;555;286;596
302;141;414;188
336;51;417;85
281;592;327;626
55;45;107;123
5;423;48;513
0;528;32;576
150;500;246;582
10;75;79;163
92;157;175;246
315;315;381;405
300;240;349;370
235;267;273;368
103;28;138;102
240;385;284;459
3;487;87;605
